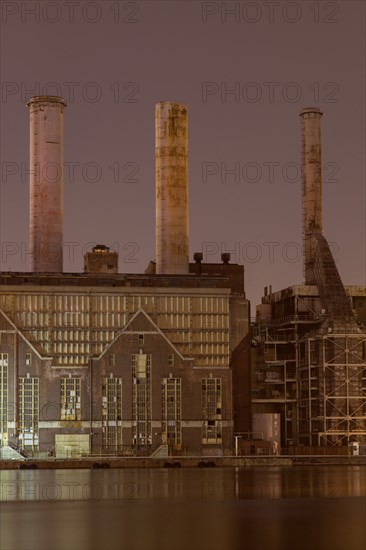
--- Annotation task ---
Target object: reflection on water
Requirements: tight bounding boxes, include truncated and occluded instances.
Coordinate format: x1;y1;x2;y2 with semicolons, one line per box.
1;466;366;550
1;466;366;502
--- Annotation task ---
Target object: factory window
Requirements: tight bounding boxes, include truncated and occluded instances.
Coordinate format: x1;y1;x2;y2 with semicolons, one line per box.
102;377;123;451
0;354;8;444
168;354;174;367
132;353;152;447
162;378;181;446
202;378;222;444
108;354;115;367
18;377;39;451
25;353;32;366
60;378;81;421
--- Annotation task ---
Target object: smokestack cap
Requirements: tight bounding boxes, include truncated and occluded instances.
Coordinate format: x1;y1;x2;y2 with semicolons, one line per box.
300;107;323;116
194;252;203;263
221;253;230;264
155;101;189;109
27;96;67;108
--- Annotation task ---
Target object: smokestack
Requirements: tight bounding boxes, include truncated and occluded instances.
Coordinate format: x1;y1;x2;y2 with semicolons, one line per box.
27;96;67;272
155;102;189;274
300;107;323;285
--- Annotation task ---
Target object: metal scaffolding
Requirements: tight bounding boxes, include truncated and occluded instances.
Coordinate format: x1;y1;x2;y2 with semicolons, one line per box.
299;333;366;446
253;276;366;448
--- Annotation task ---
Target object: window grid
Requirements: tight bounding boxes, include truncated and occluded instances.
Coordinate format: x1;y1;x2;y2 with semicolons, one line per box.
202;378;222;444
18;377;39;450
60;378;81;420
132;354;152;446
0;354;8;443
162;378;182;446
102;378;123;450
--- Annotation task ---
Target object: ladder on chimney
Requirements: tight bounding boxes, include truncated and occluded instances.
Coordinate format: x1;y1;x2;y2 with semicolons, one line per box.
301;126;306;283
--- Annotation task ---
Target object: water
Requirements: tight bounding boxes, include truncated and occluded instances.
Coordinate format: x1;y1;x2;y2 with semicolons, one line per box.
1;466;365;550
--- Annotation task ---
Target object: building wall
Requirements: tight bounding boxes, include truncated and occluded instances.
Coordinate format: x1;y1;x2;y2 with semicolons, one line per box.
0;285;232;368
0;273;249;456
89;312;232;454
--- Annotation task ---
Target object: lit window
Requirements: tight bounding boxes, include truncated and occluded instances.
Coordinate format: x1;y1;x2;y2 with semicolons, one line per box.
162;378;181;446
102;377;122;451
60;378;81;421
202;378;222;444
18;377;39;450
132;353;152;446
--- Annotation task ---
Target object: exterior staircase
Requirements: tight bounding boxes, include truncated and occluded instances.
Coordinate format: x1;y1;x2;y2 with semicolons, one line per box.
150;444;169;458
0;445;26;461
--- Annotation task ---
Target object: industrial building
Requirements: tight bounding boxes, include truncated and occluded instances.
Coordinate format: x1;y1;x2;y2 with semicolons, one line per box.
0;98;250;458
252;108;366;452
0;98;364;458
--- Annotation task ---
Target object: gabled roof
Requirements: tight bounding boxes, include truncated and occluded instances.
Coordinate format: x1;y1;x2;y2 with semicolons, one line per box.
96;308;194;362
0;308;51;361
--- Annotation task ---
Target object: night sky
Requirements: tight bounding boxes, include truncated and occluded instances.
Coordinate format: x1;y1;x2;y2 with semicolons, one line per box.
1;1;365;307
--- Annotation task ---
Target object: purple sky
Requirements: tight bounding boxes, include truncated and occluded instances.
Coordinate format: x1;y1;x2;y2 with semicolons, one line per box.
1;1;365;307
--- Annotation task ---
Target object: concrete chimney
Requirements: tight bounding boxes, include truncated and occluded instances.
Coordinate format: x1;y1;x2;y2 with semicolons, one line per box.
300;107;323;284
155;102;189;274
27;96;67;272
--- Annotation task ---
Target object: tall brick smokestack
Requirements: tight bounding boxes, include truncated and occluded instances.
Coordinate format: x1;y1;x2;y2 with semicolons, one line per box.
300;107;323;284
155;102;189;275
27;96;66;272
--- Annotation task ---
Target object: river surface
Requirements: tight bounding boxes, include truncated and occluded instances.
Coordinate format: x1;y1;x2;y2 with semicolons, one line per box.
1;466;365;550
